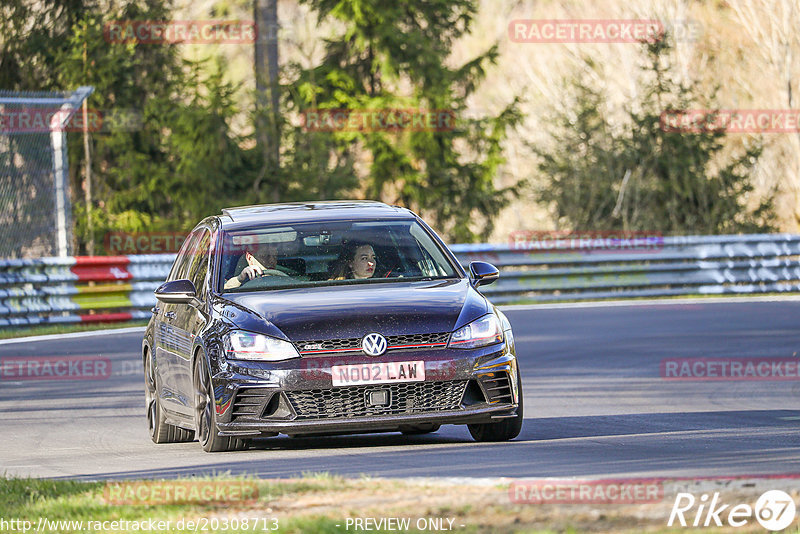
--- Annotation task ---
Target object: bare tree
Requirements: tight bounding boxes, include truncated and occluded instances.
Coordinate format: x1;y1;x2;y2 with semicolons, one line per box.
730;0;800;224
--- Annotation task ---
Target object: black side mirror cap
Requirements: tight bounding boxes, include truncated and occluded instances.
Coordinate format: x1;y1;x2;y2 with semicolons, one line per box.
469;261;500;287
154;279;197;304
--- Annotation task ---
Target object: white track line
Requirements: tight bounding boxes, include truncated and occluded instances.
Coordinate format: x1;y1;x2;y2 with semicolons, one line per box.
0;326;146;346
499;295;800;311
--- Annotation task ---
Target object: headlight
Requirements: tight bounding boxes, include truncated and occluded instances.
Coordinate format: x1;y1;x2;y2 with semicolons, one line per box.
225;331;300;361
448;314;504;349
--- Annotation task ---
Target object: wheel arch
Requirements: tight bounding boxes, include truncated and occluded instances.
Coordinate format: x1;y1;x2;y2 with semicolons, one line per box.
142;338;151;367
191;343;209;379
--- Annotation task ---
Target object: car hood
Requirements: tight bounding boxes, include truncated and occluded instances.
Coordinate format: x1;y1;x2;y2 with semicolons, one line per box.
220;278;488;342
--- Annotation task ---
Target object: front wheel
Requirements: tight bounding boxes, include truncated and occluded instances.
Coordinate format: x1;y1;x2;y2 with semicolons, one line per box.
193;355;248;452
467;371;523;442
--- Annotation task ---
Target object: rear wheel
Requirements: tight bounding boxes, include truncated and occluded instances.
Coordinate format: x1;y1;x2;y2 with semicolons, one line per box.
145;350;194;444
193;355;248;452
468;371;523;442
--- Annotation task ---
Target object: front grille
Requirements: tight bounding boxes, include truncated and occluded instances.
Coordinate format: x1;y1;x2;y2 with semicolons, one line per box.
478;371;514;404
285;380;468;420
298;337;361;352
296;332;450;354
386;332;450;347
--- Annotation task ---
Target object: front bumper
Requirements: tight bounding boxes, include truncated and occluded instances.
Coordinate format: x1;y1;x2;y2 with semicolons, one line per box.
210;341;520;437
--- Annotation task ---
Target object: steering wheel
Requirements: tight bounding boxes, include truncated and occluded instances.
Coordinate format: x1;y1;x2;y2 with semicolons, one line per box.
258;269;290;277
238;269;291;290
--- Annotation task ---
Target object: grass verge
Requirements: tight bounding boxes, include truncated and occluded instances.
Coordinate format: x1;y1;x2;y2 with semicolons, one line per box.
0;474;781;533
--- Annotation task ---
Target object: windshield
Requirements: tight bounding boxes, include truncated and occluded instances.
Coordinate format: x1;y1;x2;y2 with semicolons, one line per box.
218;219;459;293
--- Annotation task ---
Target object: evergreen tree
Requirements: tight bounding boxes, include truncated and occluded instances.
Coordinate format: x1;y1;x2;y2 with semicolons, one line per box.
2;1;260;252
535;40;775;234
283;0;523;242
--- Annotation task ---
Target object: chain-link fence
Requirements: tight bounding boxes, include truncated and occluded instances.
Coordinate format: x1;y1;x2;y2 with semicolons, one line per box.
0;87;93;259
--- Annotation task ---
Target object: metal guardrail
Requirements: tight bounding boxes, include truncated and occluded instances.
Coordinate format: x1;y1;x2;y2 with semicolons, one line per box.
0;255;171;326
452;233;800;303
1;234;799;326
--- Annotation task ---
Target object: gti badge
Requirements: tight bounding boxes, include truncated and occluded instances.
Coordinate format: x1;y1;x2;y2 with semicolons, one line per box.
362;333;387;356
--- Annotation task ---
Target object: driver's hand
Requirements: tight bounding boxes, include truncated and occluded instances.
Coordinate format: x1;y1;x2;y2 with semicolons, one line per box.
238;265;264;282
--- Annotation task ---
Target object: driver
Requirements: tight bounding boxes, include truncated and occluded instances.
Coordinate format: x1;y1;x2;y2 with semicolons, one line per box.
224;241;286;289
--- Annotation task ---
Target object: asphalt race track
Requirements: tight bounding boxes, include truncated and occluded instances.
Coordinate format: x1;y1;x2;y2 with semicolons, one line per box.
2;298;799;481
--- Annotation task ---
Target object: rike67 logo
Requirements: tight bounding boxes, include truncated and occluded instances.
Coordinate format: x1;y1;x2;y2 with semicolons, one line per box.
669;490;796;530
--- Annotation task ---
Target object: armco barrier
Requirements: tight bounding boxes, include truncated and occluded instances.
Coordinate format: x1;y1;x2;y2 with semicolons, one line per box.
0;255;172;327
452;233;800;303
1;234;799;326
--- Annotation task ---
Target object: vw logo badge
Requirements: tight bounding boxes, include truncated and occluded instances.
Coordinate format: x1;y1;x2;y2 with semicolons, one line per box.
362;333;387;357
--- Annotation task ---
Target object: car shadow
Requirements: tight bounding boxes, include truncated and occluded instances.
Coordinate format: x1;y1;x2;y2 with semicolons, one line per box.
248;431;467;450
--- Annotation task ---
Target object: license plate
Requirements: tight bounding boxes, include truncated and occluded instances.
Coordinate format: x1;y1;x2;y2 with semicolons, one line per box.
331;361;425;386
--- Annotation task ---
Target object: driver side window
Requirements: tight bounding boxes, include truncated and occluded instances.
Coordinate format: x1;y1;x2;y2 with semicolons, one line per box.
187;230;211;301
167;230;201;282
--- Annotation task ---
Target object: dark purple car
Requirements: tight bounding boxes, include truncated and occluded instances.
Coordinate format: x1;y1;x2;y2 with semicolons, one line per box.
143;201;522;452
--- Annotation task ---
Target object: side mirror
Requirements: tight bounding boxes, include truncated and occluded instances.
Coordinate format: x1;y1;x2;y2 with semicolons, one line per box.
469;261;499;287
154;279;196;304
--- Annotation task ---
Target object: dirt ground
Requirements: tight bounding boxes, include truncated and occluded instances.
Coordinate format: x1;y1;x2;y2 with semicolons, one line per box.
211;476;800;533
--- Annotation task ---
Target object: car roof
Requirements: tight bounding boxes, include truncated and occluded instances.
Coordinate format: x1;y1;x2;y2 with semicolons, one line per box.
217;200;416;230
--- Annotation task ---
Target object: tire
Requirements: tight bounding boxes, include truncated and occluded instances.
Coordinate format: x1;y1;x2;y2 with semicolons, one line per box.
145;349;194;444
467;371;523;442
193;355;248;452
401;424;440;435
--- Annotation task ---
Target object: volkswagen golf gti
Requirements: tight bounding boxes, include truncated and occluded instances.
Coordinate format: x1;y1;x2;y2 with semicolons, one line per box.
143;201;522;451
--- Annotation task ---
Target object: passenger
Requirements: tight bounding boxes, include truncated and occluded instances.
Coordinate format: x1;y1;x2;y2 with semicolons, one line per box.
330;241;377;280
224;242;286;289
